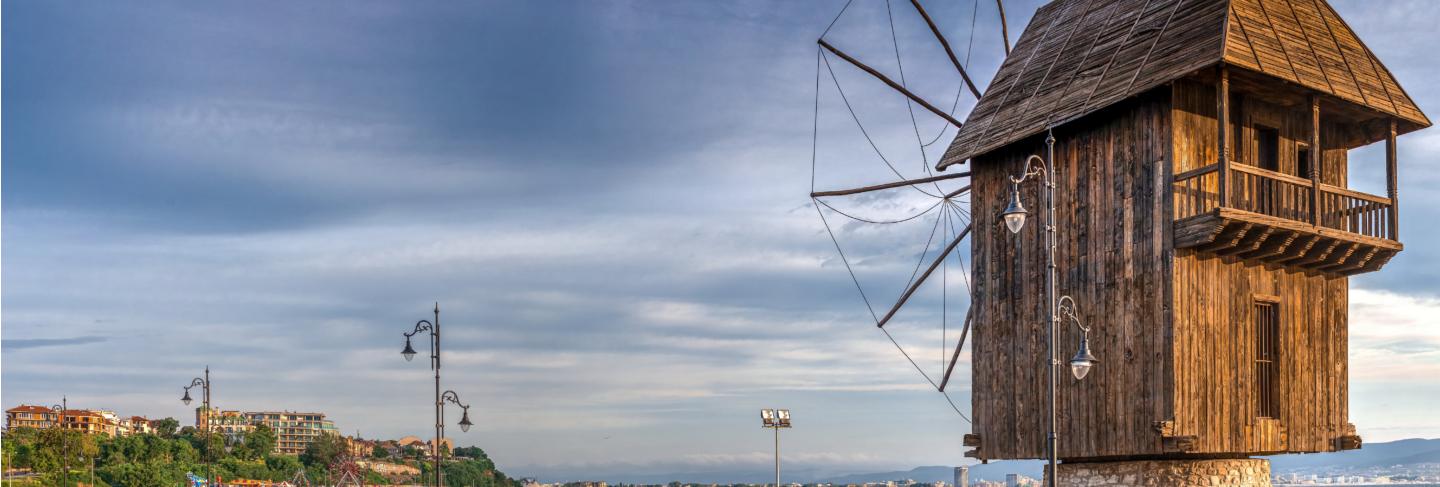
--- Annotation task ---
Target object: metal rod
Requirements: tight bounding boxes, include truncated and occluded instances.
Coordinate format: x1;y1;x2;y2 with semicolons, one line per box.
434;303;443;487
1044;131;1058;487
818;39;965;128
877;223;972;328
908;0;983;99
996;0;1012;55
774;425;781;487
810;172;970;198
938;307;974;391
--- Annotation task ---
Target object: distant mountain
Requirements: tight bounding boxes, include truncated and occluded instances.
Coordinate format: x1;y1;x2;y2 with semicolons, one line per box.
818;463;1043;485
818;438;1440;485
525;438;1440;484
1269;438;1440;472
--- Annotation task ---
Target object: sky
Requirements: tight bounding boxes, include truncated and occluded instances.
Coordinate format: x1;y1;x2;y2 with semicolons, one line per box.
4;0;1440;481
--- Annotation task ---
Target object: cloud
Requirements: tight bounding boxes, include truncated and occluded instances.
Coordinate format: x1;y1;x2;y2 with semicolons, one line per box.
1;336;110;351
3;0;1438;478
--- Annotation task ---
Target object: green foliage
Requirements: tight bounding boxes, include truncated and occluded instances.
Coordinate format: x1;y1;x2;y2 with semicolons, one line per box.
371;445;390;459
299;433;344;469
152;418;180;438
239;423;277;461
2;429;517;487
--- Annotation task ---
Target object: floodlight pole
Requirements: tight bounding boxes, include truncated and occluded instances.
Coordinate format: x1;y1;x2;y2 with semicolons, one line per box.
774;424;781;487
760;410;791;487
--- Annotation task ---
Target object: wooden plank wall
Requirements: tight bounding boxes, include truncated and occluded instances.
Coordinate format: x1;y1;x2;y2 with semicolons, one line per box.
969;90;1172;460
1170;79;1351;454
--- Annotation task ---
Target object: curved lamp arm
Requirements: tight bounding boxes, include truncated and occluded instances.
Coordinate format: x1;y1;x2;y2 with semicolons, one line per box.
1058;295;1099;380
440;390;474;433
1057;295;1089;334
404;320;434;339
401;320;436;365
1010;155;1049;186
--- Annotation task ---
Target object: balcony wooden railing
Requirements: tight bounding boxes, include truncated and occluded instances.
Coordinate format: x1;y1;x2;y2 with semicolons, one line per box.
1172;162;1395;241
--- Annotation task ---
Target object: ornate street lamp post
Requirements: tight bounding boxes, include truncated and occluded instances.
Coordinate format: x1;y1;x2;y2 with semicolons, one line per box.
182;367;213;486
402;303;473;487
49;397;67;484
1001;132;1100;487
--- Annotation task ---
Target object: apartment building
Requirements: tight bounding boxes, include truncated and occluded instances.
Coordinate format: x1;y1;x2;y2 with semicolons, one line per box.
243;411;337;455
5;405;59;430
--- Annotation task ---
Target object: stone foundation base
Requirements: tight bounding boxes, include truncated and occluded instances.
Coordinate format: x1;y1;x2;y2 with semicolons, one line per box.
1043;458;1271;487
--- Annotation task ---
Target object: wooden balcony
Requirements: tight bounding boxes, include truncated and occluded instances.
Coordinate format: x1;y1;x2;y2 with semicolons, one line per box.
1172;163;1402;276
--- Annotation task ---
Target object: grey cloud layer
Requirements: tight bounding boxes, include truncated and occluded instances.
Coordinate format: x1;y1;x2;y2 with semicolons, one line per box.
4;0;1438;478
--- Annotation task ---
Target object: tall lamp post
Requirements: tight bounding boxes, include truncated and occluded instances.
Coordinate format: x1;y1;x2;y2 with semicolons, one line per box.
401;303;473;487
760;409;791;487
49;397;67;484
1000;132;1100;487
182;367;212;486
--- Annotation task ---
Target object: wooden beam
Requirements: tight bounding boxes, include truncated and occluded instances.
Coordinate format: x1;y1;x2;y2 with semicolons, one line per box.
810;172;970;198
1218;67;1231;208
877;223;972;328
909;0;983;100
943;184;971;199
996;0;1011;56
1387;118;1398;240
1216;227;1274;256
938;307;973;392
1196;221;1252;253
1272;233;1321;264
818;39;965;128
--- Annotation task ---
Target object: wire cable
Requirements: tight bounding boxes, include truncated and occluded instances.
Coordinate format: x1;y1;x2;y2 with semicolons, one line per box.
822;50;945;199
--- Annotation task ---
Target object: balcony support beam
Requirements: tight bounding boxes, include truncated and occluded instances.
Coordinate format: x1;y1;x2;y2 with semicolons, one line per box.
1310;95;1322;226
1217;67;1231;208
1387;119;1398;240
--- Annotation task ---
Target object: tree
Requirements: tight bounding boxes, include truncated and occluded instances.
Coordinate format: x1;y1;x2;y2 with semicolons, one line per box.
371;445;390;459
299;433;344;469
240;423;277;460
266;454;302;477
153;418;180;438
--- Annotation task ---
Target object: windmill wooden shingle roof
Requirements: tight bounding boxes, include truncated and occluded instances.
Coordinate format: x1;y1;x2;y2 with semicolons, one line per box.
937;0;1431;169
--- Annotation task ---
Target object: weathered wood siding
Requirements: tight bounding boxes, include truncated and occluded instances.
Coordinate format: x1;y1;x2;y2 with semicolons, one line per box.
1170;79;1351;454
969;90;1172;460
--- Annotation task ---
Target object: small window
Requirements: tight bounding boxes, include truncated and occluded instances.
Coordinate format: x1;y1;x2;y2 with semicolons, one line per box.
1254;301;1280;419
1255;125;1280;172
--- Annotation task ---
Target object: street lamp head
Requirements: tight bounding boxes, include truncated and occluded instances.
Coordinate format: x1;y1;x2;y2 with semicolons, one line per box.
181;389;193;406
1069;335;1098;381
402;337;418;362
1002;183;1028;234
458;408;473;433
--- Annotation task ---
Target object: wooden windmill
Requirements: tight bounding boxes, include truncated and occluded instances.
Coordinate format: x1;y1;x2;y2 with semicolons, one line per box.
812;0;1428;484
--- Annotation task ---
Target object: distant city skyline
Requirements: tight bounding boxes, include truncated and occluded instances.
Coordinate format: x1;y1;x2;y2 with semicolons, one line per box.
4;0;1439;481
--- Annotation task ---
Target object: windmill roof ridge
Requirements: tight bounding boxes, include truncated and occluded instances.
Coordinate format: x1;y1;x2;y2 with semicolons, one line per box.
937;0;1429;169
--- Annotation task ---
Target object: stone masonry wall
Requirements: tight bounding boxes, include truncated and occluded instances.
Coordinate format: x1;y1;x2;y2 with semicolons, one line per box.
1044;458;1271;487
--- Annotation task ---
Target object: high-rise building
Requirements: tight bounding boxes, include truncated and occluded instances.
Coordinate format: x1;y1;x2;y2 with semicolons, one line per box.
1004;474;1018;487
954;467;969;487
